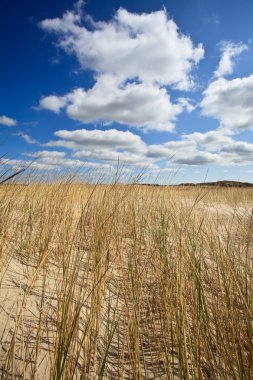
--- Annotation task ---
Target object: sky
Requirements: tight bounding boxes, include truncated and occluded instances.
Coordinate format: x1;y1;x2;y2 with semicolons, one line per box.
1;0;253;183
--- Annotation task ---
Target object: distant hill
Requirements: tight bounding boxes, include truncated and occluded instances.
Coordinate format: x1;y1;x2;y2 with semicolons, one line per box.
178;180;253;188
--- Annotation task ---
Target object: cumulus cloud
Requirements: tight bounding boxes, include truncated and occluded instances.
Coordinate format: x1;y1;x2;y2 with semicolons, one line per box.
36;4;253;170
172;152;219;165
221;141;253;156
183;130;234;151
42;126;253;167
147;140;196;159
40;7;204;89
24;150;76;170
170;134;253;166
47;128;147;152
148;140;220;166
214;41;248;78
44;128;158;166
14;159;110;171
73;149;155;167
0;115;17;127
15;132;38;144
147;128;253;166
177;97;195;112
40;76;182;131
201;75;253;131
39;95;67;113
42;127;219;167
38;5;205;132
7;123;253;169
147;138;219;166
27;150;66;159
6;150;113;171
219;141;253;164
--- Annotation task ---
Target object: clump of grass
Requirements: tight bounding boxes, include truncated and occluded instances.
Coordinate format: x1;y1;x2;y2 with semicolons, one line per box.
0;178;252;379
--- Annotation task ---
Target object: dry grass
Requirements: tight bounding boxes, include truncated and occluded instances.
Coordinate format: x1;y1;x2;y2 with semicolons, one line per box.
0;180;252;379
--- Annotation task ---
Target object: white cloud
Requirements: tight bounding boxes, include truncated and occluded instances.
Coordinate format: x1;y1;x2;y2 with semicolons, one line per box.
183;130;233;151
221;141;253;156
35;5;253;170
47;128;147;152
15;132;38;144
172;151;219;165
147;139;219;166
38;6;205;132
177;97;195;112
0;115;17;127
40;76;182;131
32;158;112;170
168;134;253;166
27;150;66;159
219;141;253;164
24;160;109;171
5;150;113;171
201;75;253;131
39;95;67;113
43;126;253;167
147;128;253;166
214;41;248;78
147;138;221;166
40;7;204;89
147;140;196;159
24;150;76;169
10;127;253;169
73;149;155;167
44;128;158;166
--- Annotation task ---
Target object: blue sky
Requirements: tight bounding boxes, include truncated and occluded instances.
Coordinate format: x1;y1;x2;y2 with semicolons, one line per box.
1;0;253;183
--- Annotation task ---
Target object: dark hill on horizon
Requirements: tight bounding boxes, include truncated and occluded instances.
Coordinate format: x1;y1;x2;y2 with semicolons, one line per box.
178;180;253;188
140;181;253;187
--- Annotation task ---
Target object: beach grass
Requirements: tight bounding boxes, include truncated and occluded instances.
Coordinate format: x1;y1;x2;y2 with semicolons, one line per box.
0;179;252;379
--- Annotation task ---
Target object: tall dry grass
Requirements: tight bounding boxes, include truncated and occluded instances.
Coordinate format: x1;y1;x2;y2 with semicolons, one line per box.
0;179;252;379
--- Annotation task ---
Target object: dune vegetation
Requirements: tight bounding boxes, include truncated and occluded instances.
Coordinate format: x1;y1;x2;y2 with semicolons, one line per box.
0;176;253;379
